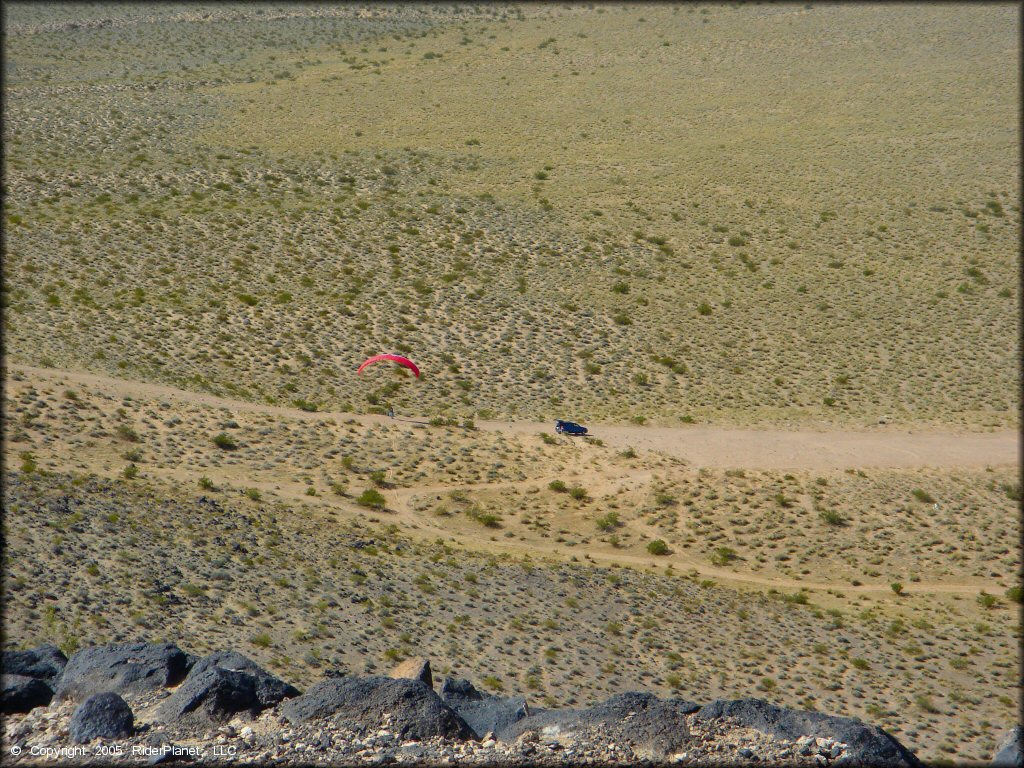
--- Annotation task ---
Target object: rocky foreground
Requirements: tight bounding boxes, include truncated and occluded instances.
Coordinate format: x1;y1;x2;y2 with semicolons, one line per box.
1;641;981;766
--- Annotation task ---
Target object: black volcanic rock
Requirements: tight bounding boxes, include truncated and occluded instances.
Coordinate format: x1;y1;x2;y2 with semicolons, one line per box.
697;698;922;767
993;726;1022;767
1;674;53;714
157;666;258;725
68;692;134;743
440;677;530;739
185;650;299;708
500;691;700;758
54;642;192;702
2;644;67;684
281;675;475;741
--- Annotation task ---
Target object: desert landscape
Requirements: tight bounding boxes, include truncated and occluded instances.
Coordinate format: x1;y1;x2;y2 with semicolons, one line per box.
2;3;1020;765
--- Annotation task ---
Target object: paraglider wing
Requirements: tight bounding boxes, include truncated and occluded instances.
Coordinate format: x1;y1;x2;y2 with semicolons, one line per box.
357;354;421;378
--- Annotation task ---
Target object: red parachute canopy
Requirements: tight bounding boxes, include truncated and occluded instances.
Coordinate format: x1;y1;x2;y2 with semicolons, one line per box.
357;354;420;378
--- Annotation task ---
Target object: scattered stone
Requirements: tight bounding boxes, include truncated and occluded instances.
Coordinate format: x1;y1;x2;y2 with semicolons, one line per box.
68;692;134;743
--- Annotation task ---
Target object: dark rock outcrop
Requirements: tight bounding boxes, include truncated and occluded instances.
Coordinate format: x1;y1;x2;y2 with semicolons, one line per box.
156;666;259;725
500;691;700;758
281;675;475;741
441;677;530;739
993;726;1022;767
696;698;921;767
68;692;134;743
54;642;192;702
185;651;299;708
1;674;54;714
2;644;67;685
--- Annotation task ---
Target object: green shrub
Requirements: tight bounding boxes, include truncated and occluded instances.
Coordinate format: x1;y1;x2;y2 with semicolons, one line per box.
851;658;870;670
914;694;939;713
467;506;502;528
569;486;588;501
482;675;504;691
198;476;214;490
891;582;904;595
647;539;670;556
977;591;998;609
596;511;621;532
697;302;712;316
911;489;935;504
711;546;737;566
237;293;259;306
116;424;141;442
250;632;272;648
212;432;238;450
19;451;37;473
122;464;139;480
245;488;262;501
1005;586;1022;603
819;509;845;526
548;480;568;493
357;489;386;509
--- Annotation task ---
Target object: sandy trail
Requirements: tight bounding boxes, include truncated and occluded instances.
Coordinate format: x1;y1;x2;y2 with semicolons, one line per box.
6;364;1016;596
10;364;1018;471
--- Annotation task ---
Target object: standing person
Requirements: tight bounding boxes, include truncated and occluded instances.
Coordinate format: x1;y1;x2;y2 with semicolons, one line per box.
387;405;395;419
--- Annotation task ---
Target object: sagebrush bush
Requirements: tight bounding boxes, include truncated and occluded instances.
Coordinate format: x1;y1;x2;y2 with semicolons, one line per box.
647;539;669;555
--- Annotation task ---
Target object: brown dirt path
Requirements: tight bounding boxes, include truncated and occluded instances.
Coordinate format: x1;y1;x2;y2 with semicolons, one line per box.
6;364;1015;596
10;364;1016;471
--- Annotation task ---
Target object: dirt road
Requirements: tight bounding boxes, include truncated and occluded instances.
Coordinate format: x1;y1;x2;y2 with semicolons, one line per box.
11;364;1017;471
6;364;1018;596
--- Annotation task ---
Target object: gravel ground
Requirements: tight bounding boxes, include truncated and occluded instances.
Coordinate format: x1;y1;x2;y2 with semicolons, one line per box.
3;689;852;766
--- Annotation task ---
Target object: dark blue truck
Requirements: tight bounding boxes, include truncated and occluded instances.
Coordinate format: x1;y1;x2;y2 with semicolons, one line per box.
555;419;588;436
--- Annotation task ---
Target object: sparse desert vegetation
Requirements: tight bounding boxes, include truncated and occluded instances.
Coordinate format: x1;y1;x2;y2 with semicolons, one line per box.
2;3;1018;428
1;3;1019;764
